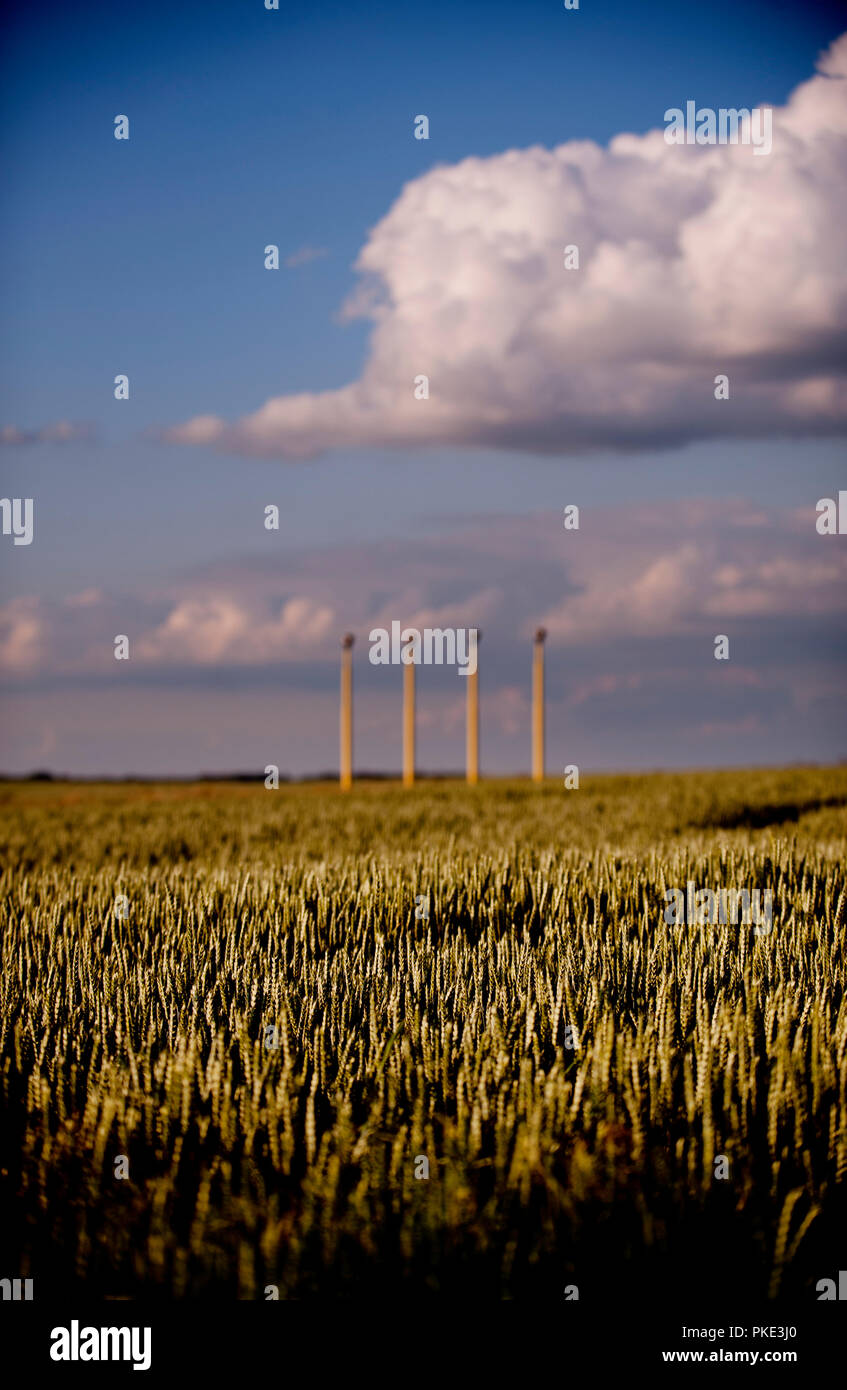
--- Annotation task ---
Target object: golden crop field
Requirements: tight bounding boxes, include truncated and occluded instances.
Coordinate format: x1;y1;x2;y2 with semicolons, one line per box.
1;767;845;1301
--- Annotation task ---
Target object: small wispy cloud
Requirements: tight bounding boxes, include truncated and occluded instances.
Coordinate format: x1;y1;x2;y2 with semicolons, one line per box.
0;421;95;446
284;245;329;270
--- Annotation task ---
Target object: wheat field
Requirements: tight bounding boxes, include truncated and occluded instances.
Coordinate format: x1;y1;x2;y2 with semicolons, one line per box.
1;768;845;1301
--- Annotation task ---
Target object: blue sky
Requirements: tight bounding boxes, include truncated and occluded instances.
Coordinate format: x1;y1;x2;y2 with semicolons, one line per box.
1;0;846;775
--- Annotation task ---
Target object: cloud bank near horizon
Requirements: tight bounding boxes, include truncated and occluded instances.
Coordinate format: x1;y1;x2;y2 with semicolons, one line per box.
2;499;844;682
161;34;847;461
3;497;845;775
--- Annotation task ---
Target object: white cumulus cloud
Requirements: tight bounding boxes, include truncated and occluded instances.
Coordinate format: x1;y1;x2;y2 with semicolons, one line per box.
136;595;335;665
163;34;847;459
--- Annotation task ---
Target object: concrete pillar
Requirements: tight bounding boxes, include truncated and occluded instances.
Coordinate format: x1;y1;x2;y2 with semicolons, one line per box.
532;627;546;782
403;645;415;787
339;633;354;791
466;629;480;784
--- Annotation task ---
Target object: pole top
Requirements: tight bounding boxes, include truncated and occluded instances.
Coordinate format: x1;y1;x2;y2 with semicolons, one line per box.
534;627;547;644
341;633;355;649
